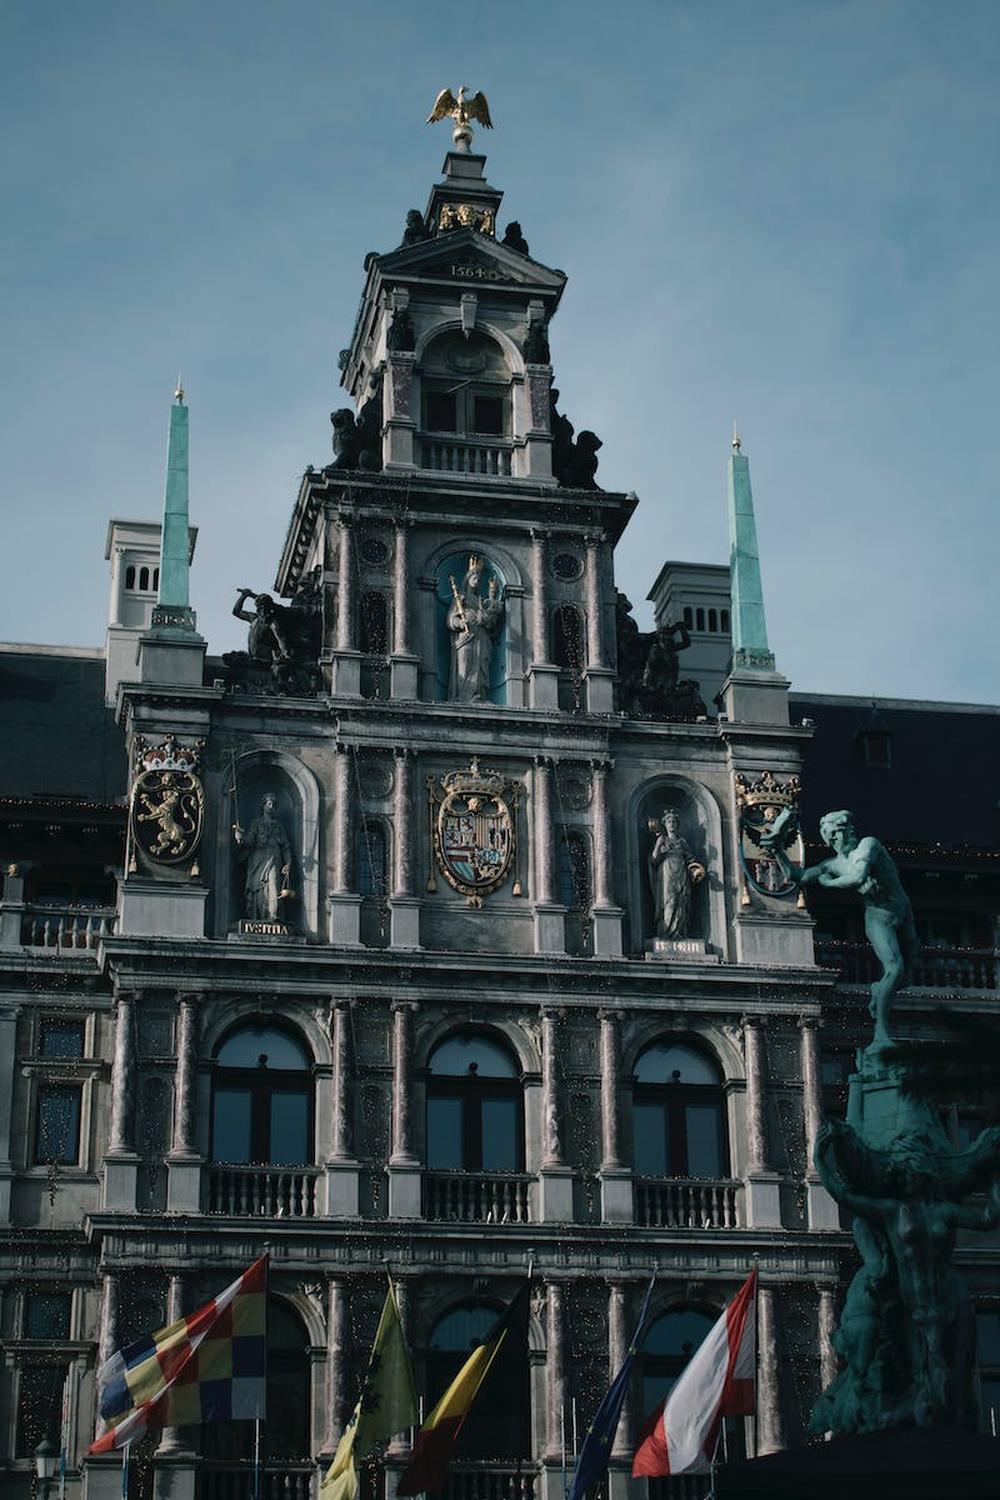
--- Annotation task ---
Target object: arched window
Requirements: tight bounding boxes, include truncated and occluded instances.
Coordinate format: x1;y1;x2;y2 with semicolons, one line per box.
640;1307;715;1418
682;606;693;627
211;1023;313;1165
427;1303;530;1460
426;1033;522;1172
708;608;718;633
720;608;730;633
632;1041;727;1178
552;604;585;672
695;608;705;632
358;820;388;899
152;567;159;592
125;565;136;590
139;566;150;591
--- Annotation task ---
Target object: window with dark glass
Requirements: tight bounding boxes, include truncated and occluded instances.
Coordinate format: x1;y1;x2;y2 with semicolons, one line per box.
25;1292;71;1340
708;609;718;632
203;1299;310;1462
40;1019;85;1058
153;567;159;591
683;606;693;627
695;608;705;631
632;1042;726;1179
34;1085;82;1165
16;1363;65;1456
139;566;150;591
472;394;504;435
720;608;730;632
125;564;136;590
426;1034;522;1173
428;1304;529;1460
359;821;388;899
211;1024;312;1166
426;390;459;432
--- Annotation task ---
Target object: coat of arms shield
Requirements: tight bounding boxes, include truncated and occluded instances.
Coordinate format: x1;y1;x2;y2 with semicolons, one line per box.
430;758;519;907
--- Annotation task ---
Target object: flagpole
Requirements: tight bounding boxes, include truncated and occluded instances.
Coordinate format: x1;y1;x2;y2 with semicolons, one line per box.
560;1401;567;1500
751;1257;760;1460
121;1441;130;1500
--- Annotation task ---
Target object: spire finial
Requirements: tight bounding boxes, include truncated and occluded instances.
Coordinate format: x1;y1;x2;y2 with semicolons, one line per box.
427;85;493;152
732;422;741;453
174;373;185;404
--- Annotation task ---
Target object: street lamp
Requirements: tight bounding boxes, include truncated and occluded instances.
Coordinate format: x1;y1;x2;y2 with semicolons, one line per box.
33;1436;57;1500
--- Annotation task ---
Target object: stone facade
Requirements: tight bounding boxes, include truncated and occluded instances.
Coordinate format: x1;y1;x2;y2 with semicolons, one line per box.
1;141;998;1500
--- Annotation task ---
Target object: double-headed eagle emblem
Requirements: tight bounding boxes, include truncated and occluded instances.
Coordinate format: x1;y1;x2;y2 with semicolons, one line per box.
427;86;493;148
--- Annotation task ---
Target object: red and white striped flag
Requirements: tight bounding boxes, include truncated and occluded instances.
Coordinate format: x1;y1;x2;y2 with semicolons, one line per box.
632;1268;756;1477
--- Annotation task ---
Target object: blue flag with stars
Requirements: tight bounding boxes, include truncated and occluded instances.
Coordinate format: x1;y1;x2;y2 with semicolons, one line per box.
567;1273;656;1500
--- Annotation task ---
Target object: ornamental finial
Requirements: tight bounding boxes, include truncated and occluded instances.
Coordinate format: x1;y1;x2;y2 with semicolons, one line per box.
175;374;185;404
732;423;741;453
427;85;493;152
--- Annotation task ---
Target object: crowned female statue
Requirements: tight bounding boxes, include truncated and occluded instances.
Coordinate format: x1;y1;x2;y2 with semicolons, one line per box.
447;556;504;702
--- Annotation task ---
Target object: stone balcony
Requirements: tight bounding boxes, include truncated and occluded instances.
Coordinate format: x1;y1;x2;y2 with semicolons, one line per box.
816;939;999;992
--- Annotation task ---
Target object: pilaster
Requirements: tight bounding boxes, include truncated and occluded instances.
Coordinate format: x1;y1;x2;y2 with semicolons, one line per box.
583;534;614;714
756;1285;787;1455
329;744;361;944
599;1010;633;1222
742;1015;781;1228
331;514;362;696
327;1000;360;1217
532;757;565;954
388;1002;421;1217
166;992;202;1214
800;1016;839;1230
103;990;139;1212
528;530;559;710
390;519;420;698
590;759;624;956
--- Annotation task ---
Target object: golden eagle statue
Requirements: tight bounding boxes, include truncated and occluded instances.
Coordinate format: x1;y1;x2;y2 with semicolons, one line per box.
427;86;493;148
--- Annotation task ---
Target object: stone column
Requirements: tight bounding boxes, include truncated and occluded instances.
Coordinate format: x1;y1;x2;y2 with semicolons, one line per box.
104;991;139;1210
532;758;564;954
590;759;623;956
95;1273;119;1438
157;1275;189;1454
545;1282;567;1461
388;1002;420;1218
800;1017;839;1229
387;1277;416;1456
390;749;420;948
325;1275;349;1450
109;545;124;626
333;514;362;695
528;530;559;710
390;520;419;699
327;1001;359;1216
609;1283;634;1458
817;1284;838;1394
167;993;201;1213
742;1016;780;1227
329;744;361;943
599;1010;632;1222
756;1286;786;1455
584;534;613;713
0;1003;20;1221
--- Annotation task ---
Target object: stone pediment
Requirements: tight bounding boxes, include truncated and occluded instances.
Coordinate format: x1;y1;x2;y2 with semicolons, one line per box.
375;231;566;296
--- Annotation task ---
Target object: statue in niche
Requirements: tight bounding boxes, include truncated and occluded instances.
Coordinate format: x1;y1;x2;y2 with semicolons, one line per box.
386;307;416;352
616;593;706;721
502;220;530;255
647;806;706;939
447;555;504;702
233;793;293;924
401;208;430;246
761;808;918;1048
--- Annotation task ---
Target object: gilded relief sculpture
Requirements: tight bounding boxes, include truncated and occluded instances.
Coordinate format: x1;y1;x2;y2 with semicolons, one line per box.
447;556;504;703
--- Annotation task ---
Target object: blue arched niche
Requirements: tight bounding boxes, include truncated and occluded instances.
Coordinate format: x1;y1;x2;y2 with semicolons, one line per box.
434;551;509;705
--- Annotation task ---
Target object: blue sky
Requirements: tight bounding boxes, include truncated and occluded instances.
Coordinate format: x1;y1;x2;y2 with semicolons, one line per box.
2;0;998;702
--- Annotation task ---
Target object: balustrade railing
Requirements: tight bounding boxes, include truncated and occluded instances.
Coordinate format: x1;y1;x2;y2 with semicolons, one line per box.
443;1463;537;1500
197;1463;313;1500
21;903;113;951
420;438;513;476
424;1171;532;1224
816;940;998;991
635;1177;741;1229
207;1164;320;1218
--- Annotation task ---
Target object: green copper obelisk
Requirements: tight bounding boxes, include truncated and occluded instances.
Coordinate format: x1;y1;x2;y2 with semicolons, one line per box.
728;429;774;671
153;381;196;631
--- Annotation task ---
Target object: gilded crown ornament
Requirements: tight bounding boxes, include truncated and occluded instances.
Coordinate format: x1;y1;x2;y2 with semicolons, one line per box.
734;768;804;905
427;85;493;151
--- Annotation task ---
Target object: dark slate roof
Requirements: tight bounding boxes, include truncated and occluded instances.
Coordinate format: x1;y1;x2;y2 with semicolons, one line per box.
791;693;1000;852
0;649;126;803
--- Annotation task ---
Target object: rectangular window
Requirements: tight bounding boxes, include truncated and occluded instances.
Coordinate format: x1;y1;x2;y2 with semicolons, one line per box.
34;1086;81;1165
16;1364;65;1457
427;1096;463;1170
684;1104;722;1178
481;1097;518;1172
25;1293;71;1341
212;1088;252;1163
471;394;504;436
426;391;458;432
40;1019;85;1059
269;1090;309;1166
633;1101;668;1177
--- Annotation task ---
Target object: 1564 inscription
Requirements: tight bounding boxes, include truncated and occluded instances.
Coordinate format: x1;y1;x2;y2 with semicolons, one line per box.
426;758;521;908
